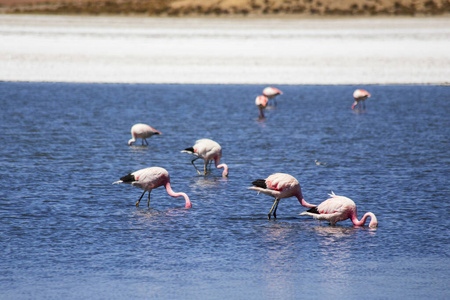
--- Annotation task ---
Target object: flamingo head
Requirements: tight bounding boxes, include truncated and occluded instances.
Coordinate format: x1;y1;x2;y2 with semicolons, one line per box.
128;139;134;146
185;199;192;209
217;163;228;177
367;212;378;228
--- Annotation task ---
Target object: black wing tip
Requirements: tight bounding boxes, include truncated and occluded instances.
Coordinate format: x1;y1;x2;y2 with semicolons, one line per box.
251;179;267;189
184;146;195;153
120;174;135;183
306;207;320;214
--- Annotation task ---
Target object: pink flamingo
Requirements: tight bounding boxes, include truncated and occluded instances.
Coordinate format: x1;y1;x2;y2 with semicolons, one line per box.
300;192;378;227
263;87;283;105
113;167;192;208
351;89;371;111
255;95;268;118
248;173;316;219
181;139;229;177
128;123;162;146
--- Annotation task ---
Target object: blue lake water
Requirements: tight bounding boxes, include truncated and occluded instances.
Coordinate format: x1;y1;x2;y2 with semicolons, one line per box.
0;82;449;299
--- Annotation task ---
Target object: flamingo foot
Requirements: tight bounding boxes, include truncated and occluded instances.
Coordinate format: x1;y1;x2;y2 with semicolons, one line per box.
136;190;146;207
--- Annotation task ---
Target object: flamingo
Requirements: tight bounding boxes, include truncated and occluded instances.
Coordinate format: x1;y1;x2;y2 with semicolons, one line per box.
128;123;162;146
181;139;229;177
300;192;378;228
263;87;283;105
113;167;192;208
255;95;268;118
351;89;371;111
248;173;316;219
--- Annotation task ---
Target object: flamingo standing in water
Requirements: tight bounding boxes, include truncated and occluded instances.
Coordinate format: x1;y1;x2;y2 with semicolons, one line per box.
263;87;283;105
300;192;378;227
128;123;162;146
248;173;316;219
255;95;268;118
113;167;192;208
351;89;371;111
181;139;229;177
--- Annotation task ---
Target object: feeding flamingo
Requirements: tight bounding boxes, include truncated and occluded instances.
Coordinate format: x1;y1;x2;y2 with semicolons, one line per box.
128;123;162;146
113;167;192;208
263;87;283;105
351;89;371;111
300;192;378;227
248;173;316;219
181;139;229;177
255;95;268;118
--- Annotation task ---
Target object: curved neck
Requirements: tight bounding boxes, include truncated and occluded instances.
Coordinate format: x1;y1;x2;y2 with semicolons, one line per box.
214;157;228;177
165;182;192;208
258;107;265;118
295;192;316;208
351;212;378;228
128;138;136;145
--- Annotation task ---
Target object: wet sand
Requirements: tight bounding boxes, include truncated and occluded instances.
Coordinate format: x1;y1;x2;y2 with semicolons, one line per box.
0;15;449;84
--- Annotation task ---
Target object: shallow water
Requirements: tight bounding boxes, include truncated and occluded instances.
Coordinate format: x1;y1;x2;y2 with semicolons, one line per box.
0;82;449;299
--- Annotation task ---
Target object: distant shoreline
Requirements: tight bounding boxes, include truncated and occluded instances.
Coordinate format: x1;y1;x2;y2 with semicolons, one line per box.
1;0;449;17
1;15;449;85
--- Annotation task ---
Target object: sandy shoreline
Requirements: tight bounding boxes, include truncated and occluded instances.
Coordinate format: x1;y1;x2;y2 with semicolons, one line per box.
1;0;449;16
0;15;449;85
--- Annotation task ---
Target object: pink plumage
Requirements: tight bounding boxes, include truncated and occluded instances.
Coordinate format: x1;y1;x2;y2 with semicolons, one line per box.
351;89;371;110
262;87;283;99
255;95;268;118
300;192;378;228
181;139;229;177
249;173;316;219
128;123;162;146
113;167;192;209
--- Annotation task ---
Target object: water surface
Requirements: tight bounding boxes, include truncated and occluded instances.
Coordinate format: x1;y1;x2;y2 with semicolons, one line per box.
0;82;449;299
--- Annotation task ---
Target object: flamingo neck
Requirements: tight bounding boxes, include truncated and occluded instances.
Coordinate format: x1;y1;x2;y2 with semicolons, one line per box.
165;182;192;208
214;157;228;177
295;193;316;208
351;212;378;228
128;138;136;146
259;107;265;118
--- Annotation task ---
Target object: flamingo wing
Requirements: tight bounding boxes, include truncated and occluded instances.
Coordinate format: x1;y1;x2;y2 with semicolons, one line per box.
263;87;283;97
266;173;298;192
131;167;167;189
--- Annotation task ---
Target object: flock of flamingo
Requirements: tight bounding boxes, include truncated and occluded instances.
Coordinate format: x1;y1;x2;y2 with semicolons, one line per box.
113;87;377;228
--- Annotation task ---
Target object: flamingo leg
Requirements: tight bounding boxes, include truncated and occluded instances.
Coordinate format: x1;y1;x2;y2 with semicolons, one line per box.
204;161;208;175
191;157;202;175
273;200;280;219
136;190;146;207
268;198;280;219
144;138;149;145
147;190;152;207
